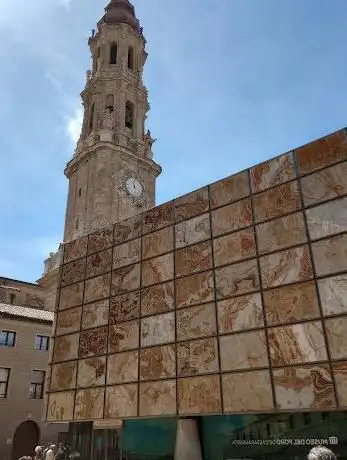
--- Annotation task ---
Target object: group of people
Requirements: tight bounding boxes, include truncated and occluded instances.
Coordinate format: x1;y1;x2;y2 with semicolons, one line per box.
18;443;74;460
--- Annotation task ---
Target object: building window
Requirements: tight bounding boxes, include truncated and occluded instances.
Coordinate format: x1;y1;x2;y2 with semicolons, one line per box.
105;94;114;112
0;330;16;347
10;293;16;304
29;370;45;399
0;368;10;398
125;101;134;129
78;187;82;197
35;335;49;351
128;46;134;70
110;43;117;64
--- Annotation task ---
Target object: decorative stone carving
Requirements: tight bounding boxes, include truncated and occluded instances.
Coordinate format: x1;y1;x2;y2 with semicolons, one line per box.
86;70;91;83
144;129;156;158
102;107;114;130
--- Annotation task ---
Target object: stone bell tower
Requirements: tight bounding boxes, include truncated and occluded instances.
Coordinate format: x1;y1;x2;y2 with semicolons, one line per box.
64;0;161;242
38;0;161;310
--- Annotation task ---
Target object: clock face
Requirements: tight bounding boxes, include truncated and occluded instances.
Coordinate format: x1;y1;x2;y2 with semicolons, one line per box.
125;177;143;198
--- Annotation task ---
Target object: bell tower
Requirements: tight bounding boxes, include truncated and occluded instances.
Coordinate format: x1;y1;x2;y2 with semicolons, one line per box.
38;0;161;311
63;0;161;242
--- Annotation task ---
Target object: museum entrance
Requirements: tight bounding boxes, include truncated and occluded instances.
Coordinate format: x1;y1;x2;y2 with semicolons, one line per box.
201;411;347;460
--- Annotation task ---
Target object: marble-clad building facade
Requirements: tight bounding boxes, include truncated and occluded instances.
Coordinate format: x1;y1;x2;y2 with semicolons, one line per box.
45;128;347;427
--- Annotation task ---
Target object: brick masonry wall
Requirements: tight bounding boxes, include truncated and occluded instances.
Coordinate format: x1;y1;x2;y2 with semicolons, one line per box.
45;128;347;422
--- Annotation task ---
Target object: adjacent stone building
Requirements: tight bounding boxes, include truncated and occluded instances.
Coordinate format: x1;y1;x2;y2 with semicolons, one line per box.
0;279;67;460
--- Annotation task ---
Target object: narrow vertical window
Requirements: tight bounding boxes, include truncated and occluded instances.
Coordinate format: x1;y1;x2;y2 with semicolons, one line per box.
29;370;45;399
128;46;134;70
110;43;117;64
89;102;95;134
125;101;134;129
10;293;16;305
0;368;10;398
105;94;114;112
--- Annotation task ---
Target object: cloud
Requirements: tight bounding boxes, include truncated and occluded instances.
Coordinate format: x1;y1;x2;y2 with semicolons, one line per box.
66;107;83;144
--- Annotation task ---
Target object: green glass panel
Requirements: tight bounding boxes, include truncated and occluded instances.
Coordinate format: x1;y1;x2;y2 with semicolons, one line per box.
123;418;177;460
202;412;347;460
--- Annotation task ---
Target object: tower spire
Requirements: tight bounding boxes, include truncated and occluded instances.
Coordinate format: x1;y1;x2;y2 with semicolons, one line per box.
98;0;141;33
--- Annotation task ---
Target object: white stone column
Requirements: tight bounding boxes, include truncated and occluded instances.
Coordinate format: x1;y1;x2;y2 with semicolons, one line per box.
174;419;203;460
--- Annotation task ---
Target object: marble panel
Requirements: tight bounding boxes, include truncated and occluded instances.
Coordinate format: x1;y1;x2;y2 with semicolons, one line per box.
105;384;138;418
332;361;347;407
177;337;219;377
253;181;301;223
268;321;327;366
306;196;347;240
325;316;347;360
273;364;336;409
141;253;174;287
50;362;77;392
84;273;111;303
74;388;104;420
113;238;141;269
140;344;176;380
175;213;211;249
175;241;213;278
47;391;75;422
176;303;216;341
256;212;307;255
58;282;84;311
88;226;113;255
175;187;209;222
213;228;256;267
312;233;347;276
113;213;142;245
250;152;296;193
301;161;347;206
77;357;106;388
143;201;174;234
111;263;140;296
318;274;347;316
220;330;268;371
141;312;175;346
211;198;252;237
61;258;86;287
109;291;140;323
56;307;82;336
260;246;313;289
79;327;108;358
142;226;173;260
178;375;221;415
141;281;174;316
53;333;79;362
295;129;347;175
108;320;139;352
81;299;109;330
263;281;320;326
215;259;260;299
176;271;214;309
217;292;264;334
222;370;274;412
139;380;177;416
107;351;138;384
86;249;112;279
63;236;88;263
210;170;250;209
